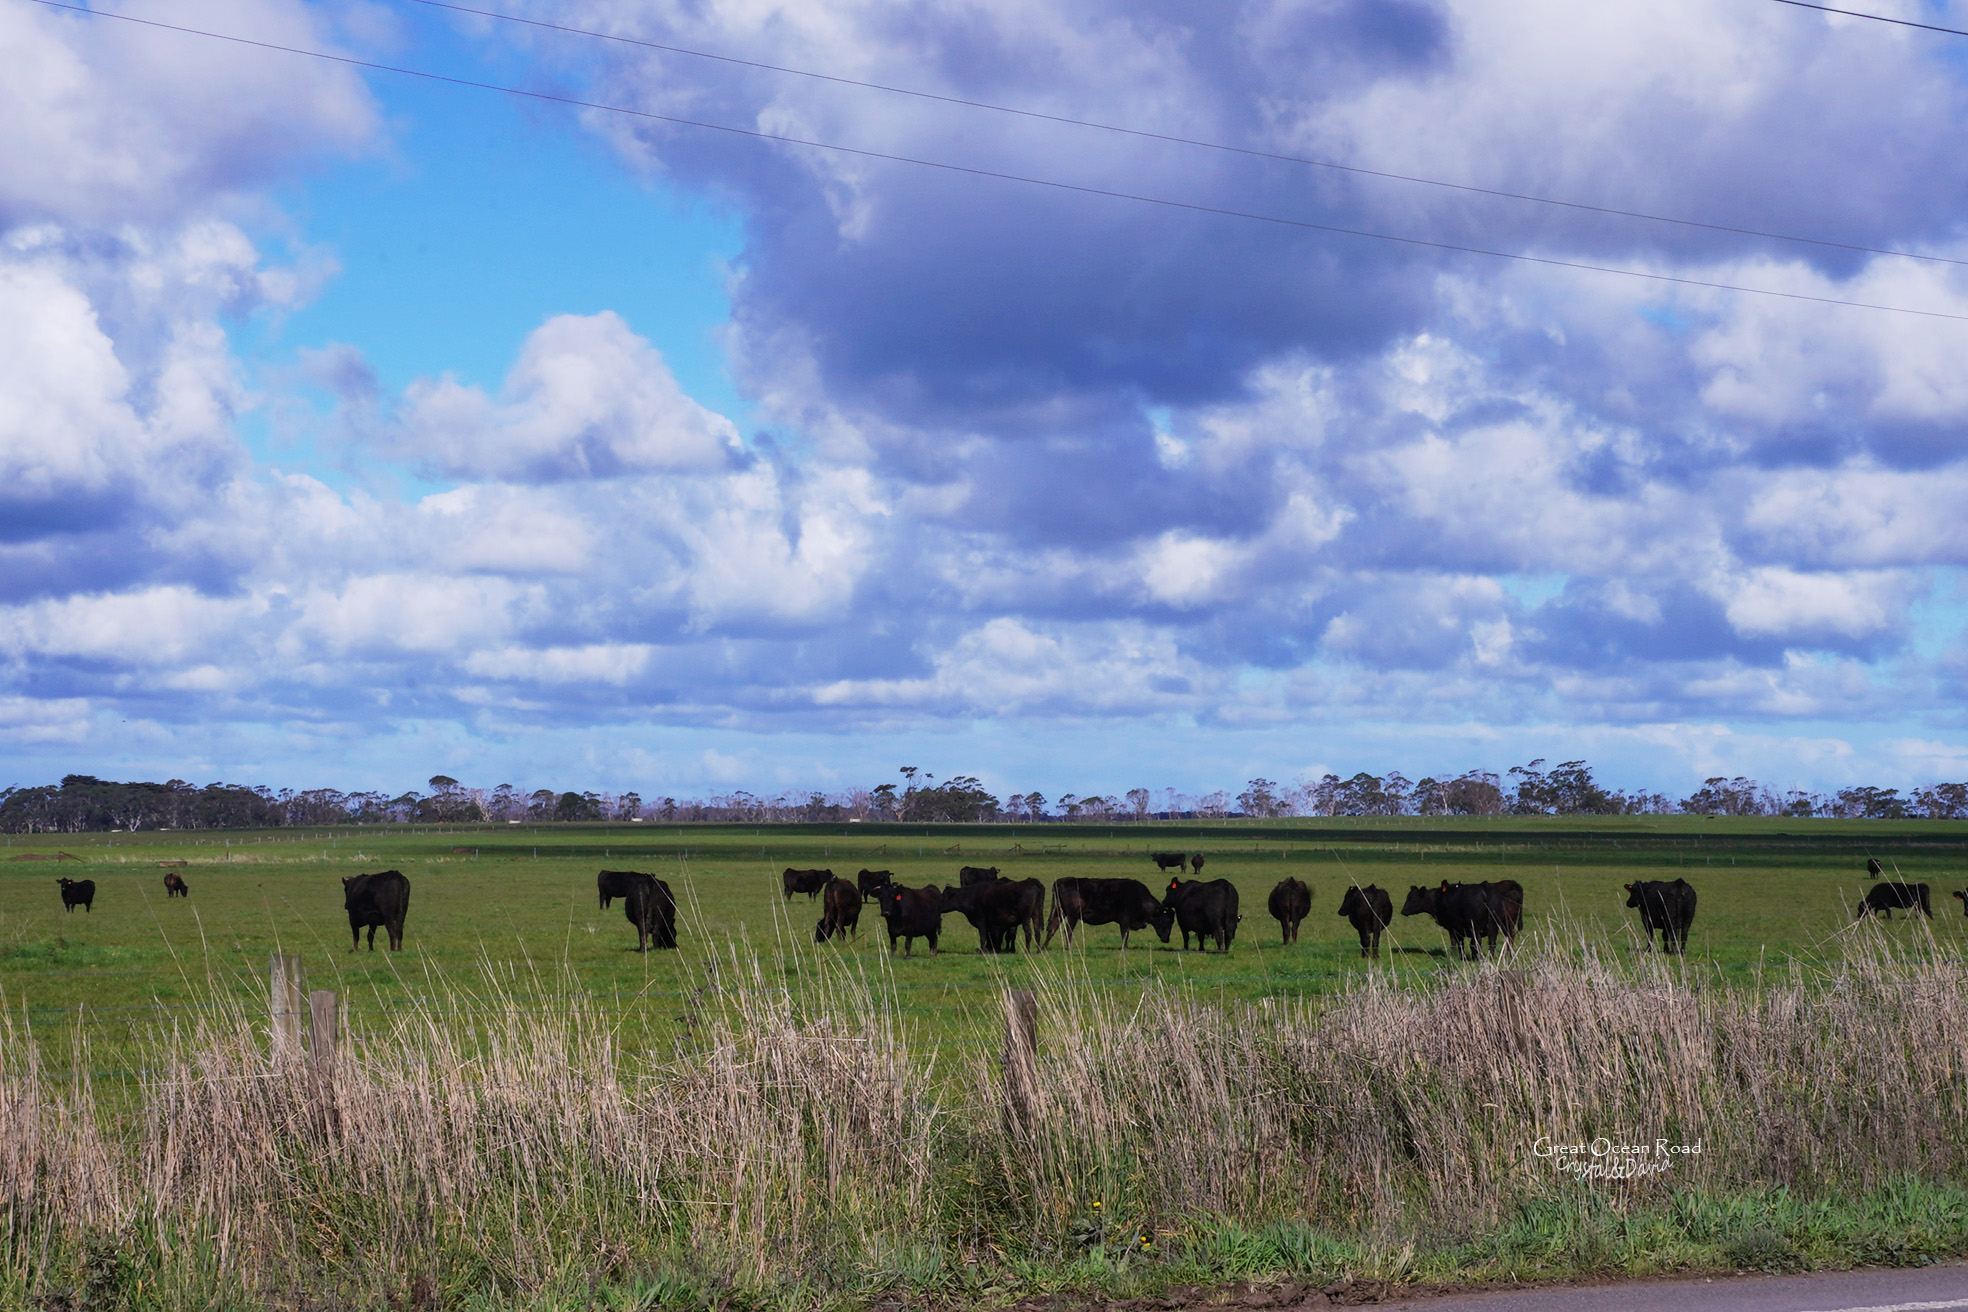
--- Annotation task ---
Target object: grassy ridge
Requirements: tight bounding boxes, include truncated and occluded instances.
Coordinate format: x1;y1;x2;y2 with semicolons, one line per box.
3;817;1966;1077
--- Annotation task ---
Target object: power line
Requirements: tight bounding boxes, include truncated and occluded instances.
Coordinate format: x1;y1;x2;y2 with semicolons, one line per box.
1769;0;1968;38
406;0;1968;272
26;0;1968;322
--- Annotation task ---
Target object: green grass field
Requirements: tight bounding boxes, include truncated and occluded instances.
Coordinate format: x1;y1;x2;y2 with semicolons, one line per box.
4;816;1966;1080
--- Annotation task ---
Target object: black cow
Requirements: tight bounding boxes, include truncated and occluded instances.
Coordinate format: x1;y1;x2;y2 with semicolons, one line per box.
597;869;642;909
941;879;1041;952
1268;877;1311;943
1337;884;1393;958
623;873;678;951
856;868;894;898
343;870;411;951
875;884;944;956
958;865;1002;887
1150;852;1189;875
163;872;189;898
1857;882;1931;919
57;877;95;913
781;868;833;900
1045;877;1173;949
1190;853;1206;875
1401;881;1508;960
1867;857;1884;878
1625;878;1697;954
1165;878;1239;952
1955;889;1966;914
815;878;862;943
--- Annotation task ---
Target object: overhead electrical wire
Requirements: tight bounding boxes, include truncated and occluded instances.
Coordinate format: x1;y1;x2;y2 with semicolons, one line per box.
25;0;1968;323
1768;0;1968;39
405;0;1968;272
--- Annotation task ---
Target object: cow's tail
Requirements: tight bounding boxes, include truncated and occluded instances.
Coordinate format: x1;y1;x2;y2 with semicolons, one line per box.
1921;885;1933;917
1043;896;1062;948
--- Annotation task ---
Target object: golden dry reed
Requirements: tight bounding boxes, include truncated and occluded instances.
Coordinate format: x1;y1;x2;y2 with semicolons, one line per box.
1;929;1964;1305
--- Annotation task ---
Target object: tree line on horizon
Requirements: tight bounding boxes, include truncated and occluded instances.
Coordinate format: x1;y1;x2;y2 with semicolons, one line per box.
3;760;1966;834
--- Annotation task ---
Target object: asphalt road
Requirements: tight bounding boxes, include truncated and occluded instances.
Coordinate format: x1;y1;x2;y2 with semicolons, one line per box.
1396;1265;1967;1312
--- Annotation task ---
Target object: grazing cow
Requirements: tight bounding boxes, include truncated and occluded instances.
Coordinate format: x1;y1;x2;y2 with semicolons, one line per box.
1867;857;1884;878
781;868;833;900
856;868;894;898
1150;852;1189;875
1164;878;1240;952
342;870;411;951
1401;882;1509;960
163;872;189;898
1337;884;1394;958
1857;882;1931;919
1268;877;1311;943
1045;877;1173;949
597;869;642;909
1624;879;1697;954
875;884;945;956
958;865;1002;887
57;877;95;913
623;873;678;951
941;879;1041;952
815;878;862;943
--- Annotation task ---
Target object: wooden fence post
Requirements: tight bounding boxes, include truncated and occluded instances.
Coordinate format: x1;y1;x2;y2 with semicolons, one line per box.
269;953;305;1060
308;990;339;1073
1003;988;1038;1131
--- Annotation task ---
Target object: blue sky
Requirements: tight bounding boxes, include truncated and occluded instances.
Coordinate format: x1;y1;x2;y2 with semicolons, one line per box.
6;0;1968;803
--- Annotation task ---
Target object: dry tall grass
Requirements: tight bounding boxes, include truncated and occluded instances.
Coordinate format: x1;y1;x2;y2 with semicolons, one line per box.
2;931;1964;1306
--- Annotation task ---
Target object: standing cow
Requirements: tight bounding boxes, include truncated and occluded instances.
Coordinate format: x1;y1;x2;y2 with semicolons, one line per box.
163;871;189;898
815;878;862;943
597;869;642;909
875;884;945;956
1337;884;1393;958
1857;882;1931;919
856;869;894;898
1268;877;1311;943
1164;877;1240;952
1867;857;1884;878
1624;878;1697;954
957;866;1002;887
623;873;678;951
1045;877;1173;949
1150;852;1188;876
343;870;411;951
781;868;833;900
1401;882;1510;960
57;877;95;913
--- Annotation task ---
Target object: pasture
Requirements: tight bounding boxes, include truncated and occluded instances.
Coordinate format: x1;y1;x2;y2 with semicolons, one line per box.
4;815;1968;1309
2;815;1964;1079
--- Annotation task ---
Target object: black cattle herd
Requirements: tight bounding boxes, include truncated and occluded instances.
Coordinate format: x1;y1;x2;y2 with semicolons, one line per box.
42;853;1965;958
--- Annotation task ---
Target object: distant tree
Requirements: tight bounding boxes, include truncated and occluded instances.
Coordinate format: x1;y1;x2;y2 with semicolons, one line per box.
616;792;643;821
554;791;602;822
1125;787;1151;821
1834;785;1905;819
1911;782;1968;819
1682;777;1765;817
1237;778;1282;818
527;789;557;821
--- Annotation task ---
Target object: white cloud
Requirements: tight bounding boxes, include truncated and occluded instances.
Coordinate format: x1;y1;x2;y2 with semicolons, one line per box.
397;312;741;482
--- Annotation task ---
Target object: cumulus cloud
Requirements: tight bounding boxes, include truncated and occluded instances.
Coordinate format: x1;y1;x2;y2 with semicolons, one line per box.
13;0;1968;792
394;312;743;482
0;0;377;227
